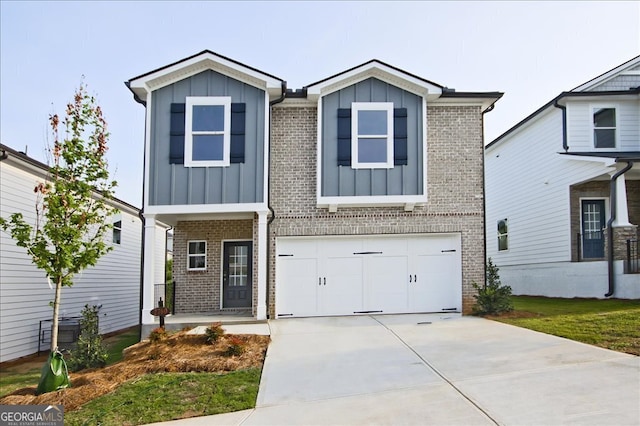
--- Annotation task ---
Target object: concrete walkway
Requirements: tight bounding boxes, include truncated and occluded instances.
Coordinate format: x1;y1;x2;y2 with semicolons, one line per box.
150;314;639;425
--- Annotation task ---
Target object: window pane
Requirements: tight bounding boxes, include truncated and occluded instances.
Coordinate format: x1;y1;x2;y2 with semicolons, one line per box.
192;135;224;161
189;242;206;255
593;108;615;128
192;105;225;131
358;110;387;135
594;129;615;148
498;235;508;251
189;256;205;269
358;138;387;163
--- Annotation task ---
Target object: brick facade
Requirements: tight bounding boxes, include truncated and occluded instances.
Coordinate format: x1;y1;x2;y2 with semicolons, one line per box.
173;219;256;314
269;105;486;315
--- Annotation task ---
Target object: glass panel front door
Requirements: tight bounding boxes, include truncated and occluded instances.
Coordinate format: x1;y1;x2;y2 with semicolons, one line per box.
581;200;605;259
223;242;252;308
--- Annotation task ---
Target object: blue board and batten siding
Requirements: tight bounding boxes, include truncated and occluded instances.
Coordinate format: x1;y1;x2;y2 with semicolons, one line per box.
321;78;423;197
149;70;266;206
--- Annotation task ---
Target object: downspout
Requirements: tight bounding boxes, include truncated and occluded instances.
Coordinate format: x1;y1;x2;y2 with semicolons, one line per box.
0;148;8;161
265;82;287;319
553;97;568;152
605;161;634;297
481;103;495;289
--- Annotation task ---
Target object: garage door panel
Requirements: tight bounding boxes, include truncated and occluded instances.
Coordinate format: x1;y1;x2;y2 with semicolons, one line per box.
410;253;460;312
324;257;363;315
277;257;318;317
366;256;408;313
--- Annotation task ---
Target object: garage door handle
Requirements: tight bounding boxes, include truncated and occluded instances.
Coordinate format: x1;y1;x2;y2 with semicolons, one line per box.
319;277;322;286
409;275;417;283
324;277;326;286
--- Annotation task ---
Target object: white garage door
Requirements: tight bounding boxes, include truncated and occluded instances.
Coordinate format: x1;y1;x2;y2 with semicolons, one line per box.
276;234;461;318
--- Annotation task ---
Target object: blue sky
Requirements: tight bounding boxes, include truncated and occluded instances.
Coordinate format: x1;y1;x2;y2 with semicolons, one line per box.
1;1;638;207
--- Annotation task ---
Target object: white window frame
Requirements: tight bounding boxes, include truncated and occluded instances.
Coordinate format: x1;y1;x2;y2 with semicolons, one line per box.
184;96;231;167
497;218;508;252
591;104;617;150
112;218;122;245
351;102;394;169
187;240;207;271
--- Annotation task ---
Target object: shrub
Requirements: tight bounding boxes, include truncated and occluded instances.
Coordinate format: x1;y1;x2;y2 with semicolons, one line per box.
472;258;514;315
224;336;246;357
205;322;225;344
149;327;168;343
67;304;108;371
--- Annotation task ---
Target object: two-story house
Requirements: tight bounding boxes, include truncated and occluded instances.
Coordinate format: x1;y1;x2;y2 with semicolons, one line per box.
485;56;640;299
127;50;502;327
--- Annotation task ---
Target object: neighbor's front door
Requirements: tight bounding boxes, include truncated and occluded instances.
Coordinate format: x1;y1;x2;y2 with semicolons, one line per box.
581;199;606;259
222;241;252;308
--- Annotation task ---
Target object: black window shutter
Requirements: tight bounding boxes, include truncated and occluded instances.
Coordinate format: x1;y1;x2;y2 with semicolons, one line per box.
337;108;351;166
394;108;408;166
170;103;185;164
230;103;246;163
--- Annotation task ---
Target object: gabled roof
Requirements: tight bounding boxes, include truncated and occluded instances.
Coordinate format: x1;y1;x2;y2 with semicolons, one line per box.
303;59;502;111
486;55;640;150
126;50;285;104
571;55;640;92
304;59;444;100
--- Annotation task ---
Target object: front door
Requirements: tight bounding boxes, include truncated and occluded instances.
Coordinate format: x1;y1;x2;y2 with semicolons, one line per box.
581;200;606;259
222;241;252;308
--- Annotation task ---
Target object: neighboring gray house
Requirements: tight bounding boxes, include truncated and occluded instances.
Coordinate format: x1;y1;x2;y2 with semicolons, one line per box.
485;56;640;299
127;50;501;325
0;143;168;362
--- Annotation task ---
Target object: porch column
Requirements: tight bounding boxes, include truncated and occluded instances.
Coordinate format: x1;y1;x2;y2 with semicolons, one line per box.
142;215;157;325
611;174;631;227
256;212;268;320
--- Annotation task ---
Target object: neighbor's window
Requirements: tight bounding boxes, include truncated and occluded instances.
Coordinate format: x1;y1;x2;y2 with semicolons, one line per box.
185;96;231;167
497;219;508;251
112;220;122;245
351;102;394;169
187;241;207;270
593;107;616;149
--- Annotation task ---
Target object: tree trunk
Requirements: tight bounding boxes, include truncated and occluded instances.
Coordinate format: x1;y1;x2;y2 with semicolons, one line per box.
50;278;63;352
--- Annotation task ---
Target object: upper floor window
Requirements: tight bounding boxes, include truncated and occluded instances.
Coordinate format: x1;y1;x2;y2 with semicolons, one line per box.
351;102;394;169
497;219;508;251
185;97;231;167
187;240;207;271
593;107;616;149
112;219;122;245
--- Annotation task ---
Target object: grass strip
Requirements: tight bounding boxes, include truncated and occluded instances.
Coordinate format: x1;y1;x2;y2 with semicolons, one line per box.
64;368;261;426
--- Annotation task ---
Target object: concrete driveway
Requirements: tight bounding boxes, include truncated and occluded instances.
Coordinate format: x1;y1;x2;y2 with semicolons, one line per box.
154;314;639;425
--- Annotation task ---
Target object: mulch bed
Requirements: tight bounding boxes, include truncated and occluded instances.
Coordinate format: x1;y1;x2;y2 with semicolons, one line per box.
0;331;269;412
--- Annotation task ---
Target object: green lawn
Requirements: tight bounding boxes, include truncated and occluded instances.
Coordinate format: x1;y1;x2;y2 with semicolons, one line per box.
491;296;640;355
64;369;261;426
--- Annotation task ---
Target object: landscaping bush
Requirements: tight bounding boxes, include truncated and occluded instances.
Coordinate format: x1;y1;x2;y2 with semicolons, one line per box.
67;305;108;371
472;258;513;315
205;322;224;344
148;327;167;343
224;336;246;357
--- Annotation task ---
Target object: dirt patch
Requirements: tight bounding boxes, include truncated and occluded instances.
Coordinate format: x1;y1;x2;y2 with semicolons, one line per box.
485;311;542;320
0;331;269;412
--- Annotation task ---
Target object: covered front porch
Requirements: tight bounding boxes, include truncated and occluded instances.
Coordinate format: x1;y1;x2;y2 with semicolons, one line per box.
142;209;269;331
569;156;639;275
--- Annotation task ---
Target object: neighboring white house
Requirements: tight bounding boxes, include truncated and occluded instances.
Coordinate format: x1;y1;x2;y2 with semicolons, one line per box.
0;143;168;363
485;56;640;299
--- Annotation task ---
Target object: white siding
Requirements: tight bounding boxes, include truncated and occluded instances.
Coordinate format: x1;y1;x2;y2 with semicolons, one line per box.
567;100;640;152
0;159;149;362
485;108;616;267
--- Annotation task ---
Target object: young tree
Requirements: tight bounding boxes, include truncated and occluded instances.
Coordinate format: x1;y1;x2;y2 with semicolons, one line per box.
0;83;117;354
